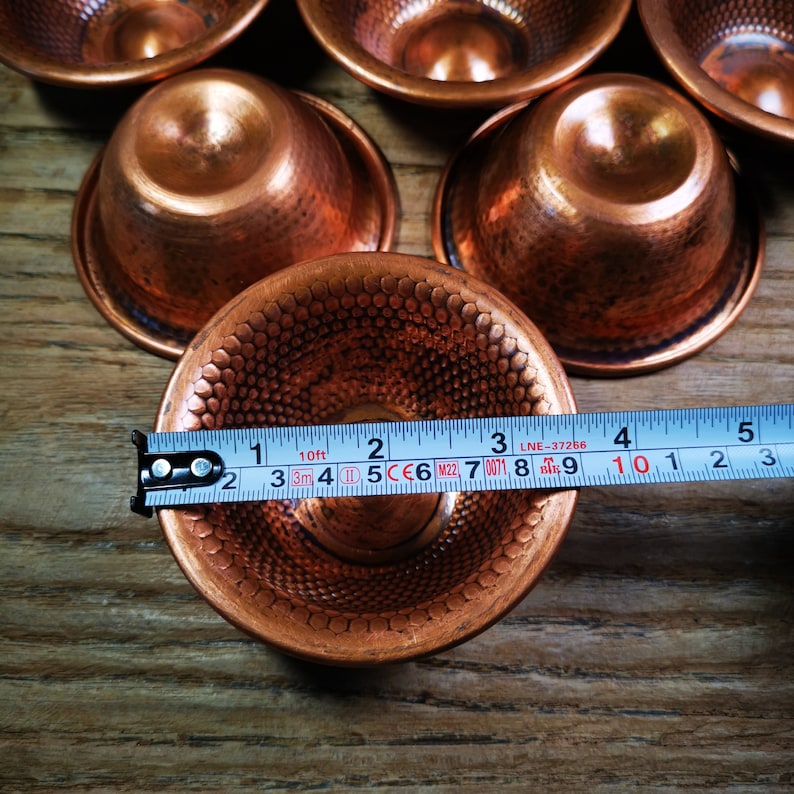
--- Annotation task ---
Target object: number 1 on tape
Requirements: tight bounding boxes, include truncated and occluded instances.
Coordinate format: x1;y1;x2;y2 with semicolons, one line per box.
131;403;794;515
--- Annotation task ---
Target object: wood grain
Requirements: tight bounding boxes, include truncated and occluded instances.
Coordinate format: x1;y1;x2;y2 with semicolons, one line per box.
1;3;792;790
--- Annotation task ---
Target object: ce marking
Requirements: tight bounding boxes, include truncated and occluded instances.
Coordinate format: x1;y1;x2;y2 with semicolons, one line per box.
388;463;415;481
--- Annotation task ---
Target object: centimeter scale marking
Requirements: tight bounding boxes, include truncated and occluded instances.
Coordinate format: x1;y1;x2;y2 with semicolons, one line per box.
131;404;794;515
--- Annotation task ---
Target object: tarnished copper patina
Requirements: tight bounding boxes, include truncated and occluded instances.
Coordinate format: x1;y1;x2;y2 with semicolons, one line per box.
638;0;794;145
154;252;578;666
72;68;398;359
0;0;269;88
432;73;764;376
296;0;631;108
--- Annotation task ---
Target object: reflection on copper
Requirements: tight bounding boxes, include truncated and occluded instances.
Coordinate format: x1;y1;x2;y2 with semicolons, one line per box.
155;252;578;666
638;0;794;145
398;11;520;82
432;73;764;376
701;32;794;120
83;2;208;62
72;69;398;359
0;0;269;87
296;0;632;108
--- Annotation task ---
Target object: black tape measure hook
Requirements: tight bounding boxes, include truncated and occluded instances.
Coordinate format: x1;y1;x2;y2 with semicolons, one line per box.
130;430;224;517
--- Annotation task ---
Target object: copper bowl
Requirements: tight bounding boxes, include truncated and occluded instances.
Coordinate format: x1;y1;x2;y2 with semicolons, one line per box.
154;251;578;666
638;0;794;145
432;73;764;376
72;68;398;359
0;0;270;88
295;0;631;108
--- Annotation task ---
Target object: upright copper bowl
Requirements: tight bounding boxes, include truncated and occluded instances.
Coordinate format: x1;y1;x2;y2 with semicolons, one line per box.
0;0;269;88
72;68;398;358
296;0;631;108
154;252;578;666
638;0;794;145
432;73;764;376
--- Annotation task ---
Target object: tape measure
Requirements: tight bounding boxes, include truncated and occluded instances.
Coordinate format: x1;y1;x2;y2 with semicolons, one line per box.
130;403;794;516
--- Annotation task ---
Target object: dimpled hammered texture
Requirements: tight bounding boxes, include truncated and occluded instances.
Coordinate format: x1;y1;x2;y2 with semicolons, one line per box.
0;0;225;63
667;0;794;56
298;0;631;107
337;0;583;75
156;252;578;665
0;0;266;87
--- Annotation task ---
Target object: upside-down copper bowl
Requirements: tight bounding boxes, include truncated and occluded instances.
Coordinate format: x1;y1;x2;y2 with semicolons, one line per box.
638;0;794;145
433;73;764;376
296;0;631;108
154;252;578;666
0;0;270;88
72;68;398;358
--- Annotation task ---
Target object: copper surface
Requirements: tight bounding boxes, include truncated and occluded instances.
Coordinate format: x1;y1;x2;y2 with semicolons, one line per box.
0;0;269;88
432;73;764;377
638;0;794;146
72;68;398;359
154;251;578;666
296;0;632;108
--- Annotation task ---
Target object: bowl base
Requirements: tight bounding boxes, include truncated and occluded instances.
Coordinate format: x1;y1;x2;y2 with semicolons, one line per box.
294;491;457;565
292;402;458;565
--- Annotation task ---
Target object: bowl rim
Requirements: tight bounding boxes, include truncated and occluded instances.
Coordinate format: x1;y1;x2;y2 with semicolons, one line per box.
431;74;765;376
0;0;270;88
153;251;579;666
295;0;632;108
637;0;794;145
72;80;399;358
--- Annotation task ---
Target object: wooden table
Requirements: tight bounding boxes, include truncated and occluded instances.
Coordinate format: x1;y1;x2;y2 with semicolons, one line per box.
2;3;792;790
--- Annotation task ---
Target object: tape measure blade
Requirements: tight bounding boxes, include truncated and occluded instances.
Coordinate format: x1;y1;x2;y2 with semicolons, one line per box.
134;404;794;510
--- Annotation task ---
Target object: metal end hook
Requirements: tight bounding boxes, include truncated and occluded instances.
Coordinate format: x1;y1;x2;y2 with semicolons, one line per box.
130;430;154;518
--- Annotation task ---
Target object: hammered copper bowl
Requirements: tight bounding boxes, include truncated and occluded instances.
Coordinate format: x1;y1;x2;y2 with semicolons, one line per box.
296;0;631;108
638;0;794;145
0;0;269;88
72;68;398;358
154;252;578;666
433;73;764;376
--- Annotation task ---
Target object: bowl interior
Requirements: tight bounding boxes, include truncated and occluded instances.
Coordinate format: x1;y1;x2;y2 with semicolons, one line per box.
298;0;631;106
156;253;577;664
0;0;267;85
639;0;794;143
669;0;794;120
349;0;590;82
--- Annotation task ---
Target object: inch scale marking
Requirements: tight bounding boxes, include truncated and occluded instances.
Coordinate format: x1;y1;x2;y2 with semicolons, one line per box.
131;404;794;515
